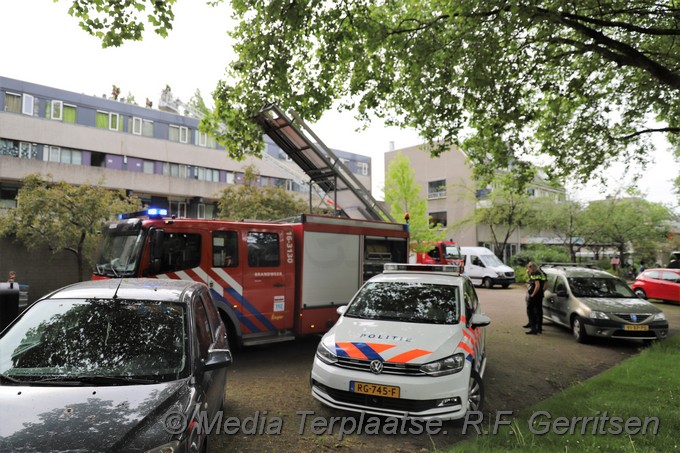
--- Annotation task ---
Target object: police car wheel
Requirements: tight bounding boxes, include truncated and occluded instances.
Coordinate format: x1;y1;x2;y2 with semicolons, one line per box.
467;370;484;412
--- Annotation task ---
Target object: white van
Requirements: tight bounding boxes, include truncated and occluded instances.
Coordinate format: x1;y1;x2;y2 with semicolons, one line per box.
460;247;515;288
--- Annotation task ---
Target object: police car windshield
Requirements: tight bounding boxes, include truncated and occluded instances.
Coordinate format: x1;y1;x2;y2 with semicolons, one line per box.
345;281;459;324
567;277;636;298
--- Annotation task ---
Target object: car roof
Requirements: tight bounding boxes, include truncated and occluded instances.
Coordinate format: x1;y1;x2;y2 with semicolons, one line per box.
369;271;466;286
39;278;204;304
542;265;615;279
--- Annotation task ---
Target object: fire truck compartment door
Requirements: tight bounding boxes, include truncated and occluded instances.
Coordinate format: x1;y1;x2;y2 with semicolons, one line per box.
302;231;360;308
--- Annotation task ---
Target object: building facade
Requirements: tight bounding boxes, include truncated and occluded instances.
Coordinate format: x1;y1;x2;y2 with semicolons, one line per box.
0;76;373;218
386;143;566;261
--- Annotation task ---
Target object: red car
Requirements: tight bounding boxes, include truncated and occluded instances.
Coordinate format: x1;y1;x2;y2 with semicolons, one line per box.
632;269;680;303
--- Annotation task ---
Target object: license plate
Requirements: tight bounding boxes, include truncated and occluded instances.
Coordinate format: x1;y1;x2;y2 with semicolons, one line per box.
350;381;400;398
624;325;649;331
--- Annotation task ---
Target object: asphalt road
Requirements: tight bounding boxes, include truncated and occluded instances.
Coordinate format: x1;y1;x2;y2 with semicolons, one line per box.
210;286;680;452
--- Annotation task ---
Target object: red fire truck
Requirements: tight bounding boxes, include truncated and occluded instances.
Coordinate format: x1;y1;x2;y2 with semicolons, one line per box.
93;210;409;348
415;240;465;268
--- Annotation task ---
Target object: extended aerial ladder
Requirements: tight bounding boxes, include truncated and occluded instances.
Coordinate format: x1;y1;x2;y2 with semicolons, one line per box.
255;104;394;222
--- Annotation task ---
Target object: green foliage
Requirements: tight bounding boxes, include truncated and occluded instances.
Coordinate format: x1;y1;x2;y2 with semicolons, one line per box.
62;1;680;194
216;165;307;220
511;245;571;268
62;0;177;48
449;335;680;452
383;152;446;253
0;174;141;280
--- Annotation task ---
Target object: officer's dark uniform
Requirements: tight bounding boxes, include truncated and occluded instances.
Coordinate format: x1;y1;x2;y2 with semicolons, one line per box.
527;270;547;334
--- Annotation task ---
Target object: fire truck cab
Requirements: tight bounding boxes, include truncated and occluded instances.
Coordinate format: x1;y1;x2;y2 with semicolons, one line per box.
94;211;409;348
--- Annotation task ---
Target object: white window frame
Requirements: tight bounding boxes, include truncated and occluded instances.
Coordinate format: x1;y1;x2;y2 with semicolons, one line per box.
197;131;208;147
177;202;187;218
132;117;143;135
51;100;63;120
22;94;34;116
358;162;369;175
285;179;294;191
46;146;61;162
179;126;189;143
109;112;120;131
197;203;206;219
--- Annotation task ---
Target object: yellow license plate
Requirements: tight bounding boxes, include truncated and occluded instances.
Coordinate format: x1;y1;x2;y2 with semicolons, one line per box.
351;381;400;398
624;325;649;331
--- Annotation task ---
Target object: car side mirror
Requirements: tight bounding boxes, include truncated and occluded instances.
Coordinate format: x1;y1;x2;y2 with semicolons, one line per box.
204;348;233;371
470;313;491;328
336;306;348;316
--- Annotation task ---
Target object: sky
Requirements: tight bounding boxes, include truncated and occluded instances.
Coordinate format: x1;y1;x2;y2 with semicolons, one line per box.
1;1;677;207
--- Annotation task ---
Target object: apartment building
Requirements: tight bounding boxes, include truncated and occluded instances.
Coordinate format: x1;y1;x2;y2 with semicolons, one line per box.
0;76;373;217
386;143;566;260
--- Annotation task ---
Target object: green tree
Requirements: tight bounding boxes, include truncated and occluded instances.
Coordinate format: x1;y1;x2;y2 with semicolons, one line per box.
587;197;673;265
455;176;537;258
217;165;307;220
187;89;211;117
62;1;680;192
383;152;446;253
0;174;141;281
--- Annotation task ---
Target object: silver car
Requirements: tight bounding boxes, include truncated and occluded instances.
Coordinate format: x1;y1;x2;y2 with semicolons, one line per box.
541;265;669;343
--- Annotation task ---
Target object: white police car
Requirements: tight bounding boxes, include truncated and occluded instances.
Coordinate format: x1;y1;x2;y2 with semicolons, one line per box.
311;264;490;420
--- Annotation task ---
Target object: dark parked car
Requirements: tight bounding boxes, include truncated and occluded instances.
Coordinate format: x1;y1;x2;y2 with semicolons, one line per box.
0;278;232;452
631;269;680;303
541;265;669;343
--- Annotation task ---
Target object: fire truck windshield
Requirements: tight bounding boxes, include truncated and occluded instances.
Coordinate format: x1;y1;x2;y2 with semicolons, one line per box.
95;230;145;278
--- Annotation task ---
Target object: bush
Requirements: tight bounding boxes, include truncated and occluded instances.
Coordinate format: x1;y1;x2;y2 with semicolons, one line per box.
511;244;571;267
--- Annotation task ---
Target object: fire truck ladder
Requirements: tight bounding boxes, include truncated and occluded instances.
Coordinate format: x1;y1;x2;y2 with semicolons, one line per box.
255;103;394;222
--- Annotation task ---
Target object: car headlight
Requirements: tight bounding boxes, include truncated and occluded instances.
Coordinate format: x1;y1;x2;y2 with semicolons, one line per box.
316;342;338;365
589;311;610;320
420;353;465;376
652;312;666;321
145;441;180;453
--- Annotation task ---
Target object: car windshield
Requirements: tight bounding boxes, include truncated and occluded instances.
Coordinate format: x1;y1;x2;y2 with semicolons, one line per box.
344;281;459;324
480;254;504;267
0;298;188;383
567;277;636;298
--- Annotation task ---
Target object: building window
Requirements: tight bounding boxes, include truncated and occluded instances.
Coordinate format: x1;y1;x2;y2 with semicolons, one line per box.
63;104;77;123
226;172;235;184
131;117;143;135
143;160;154;174
196;131;208;147
142;119;154;137
358;162;369;175
4;93;21;113
22;94;35;115
49;100;63;120
197;203;206;219
96;111;121;131
169;125;188;143
19;142;37;159
429;211;448;228
428;179;446;199
1;187;18;211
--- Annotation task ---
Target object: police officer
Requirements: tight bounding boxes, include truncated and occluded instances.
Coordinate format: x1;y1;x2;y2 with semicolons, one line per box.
525;262;547;335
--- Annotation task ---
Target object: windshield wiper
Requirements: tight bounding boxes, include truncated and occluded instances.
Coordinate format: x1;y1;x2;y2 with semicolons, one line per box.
31;375;158;386
0;373;21;384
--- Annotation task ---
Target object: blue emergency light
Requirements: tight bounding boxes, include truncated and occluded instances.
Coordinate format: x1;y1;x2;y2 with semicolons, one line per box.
118;208;168;220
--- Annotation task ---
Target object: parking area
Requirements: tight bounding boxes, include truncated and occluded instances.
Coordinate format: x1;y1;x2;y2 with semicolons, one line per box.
212;286;680;452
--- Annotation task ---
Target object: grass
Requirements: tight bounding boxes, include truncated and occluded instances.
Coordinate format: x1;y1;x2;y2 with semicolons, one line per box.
447;335;680;452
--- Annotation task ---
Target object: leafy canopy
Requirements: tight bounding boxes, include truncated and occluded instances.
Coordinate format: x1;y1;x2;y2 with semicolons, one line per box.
216;165;308;220
63;0;680;190
383;152;446;253
0;174;141;280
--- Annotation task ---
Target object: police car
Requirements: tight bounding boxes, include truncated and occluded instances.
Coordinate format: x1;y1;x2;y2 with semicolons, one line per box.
311;263;490;420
